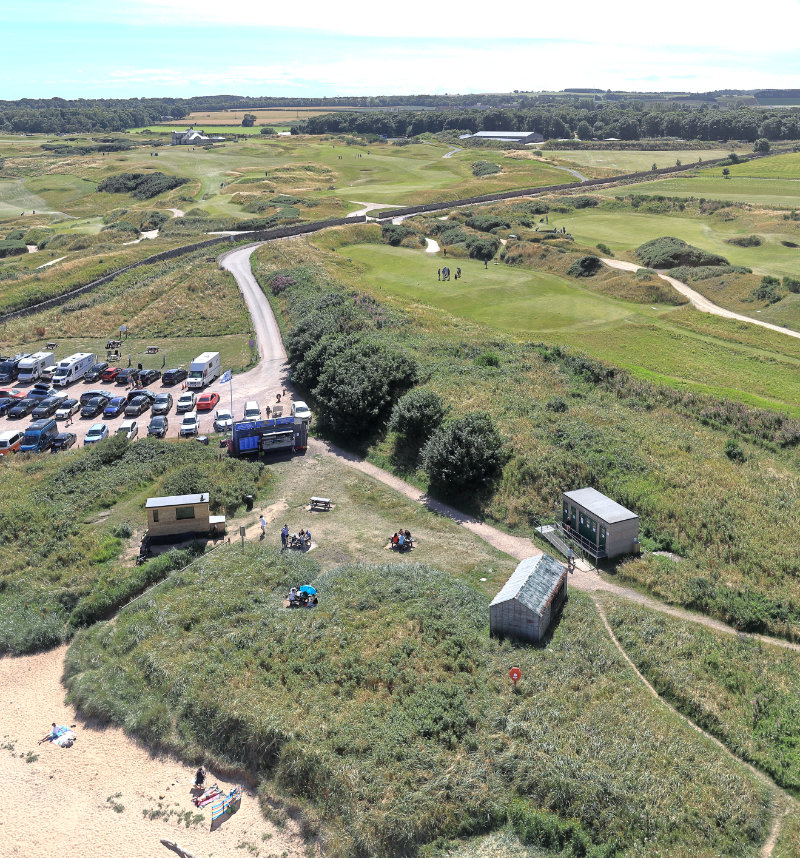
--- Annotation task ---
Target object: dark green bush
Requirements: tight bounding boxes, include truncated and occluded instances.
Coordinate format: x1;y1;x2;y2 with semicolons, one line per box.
726;234;762;247
465;236;499;263
471;160;501;177
473;350;500;367
422;412;504;493
0;240;28;258
381;224;414;246
465;214;509;233
388;388;447;446
636;237;728;269
749;276;783;304
567;255;602;278
97;172;189;200
783;276;800;293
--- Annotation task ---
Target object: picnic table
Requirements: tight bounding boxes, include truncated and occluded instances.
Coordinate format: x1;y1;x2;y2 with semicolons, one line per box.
310;496;332;511
146;346;159;354
46;342;57;350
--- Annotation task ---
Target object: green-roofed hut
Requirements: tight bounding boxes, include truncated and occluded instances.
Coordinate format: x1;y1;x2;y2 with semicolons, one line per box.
489;554;568;643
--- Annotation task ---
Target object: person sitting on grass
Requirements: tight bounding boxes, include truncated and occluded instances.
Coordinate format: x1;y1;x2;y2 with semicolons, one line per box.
398;532;405;550
303;529;311;548
391;532;399;548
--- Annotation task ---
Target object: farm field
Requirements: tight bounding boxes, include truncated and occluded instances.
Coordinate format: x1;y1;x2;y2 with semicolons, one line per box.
336;240;800;415
545;147;736;175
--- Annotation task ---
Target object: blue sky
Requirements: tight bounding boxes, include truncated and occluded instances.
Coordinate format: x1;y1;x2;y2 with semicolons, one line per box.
4;0;800;99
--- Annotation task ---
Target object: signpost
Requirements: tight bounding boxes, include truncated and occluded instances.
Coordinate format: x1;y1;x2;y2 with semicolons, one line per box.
509;667;522;689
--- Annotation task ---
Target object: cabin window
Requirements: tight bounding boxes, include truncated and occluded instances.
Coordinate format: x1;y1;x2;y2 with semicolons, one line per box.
176;506;196;520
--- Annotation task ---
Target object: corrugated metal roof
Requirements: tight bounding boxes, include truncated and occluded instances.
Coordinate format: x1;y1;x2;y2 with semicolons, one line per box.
471;130;537;138
563;487;637;523
490;554;566;616
146;493;208;508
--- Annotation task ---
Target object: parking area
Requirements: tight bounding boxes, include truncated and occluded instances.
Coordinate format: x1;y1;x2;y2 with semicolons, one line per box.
0;370;297;451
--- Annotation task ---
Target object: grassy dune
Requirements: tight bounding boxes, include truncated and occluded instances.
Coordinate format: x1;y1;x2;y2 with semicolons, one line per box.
64;553;772;857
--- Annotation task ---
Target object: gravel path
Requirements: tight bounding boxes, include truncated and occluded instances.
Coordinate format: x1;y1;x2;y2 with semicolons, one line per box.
442;147;462;159
602;258;800;340
545;163;588;181
167;208;185;218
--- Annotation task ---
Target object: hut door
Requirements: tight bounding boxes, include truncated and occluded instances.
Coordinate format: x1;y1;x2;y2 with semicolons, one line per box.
563;500;569;525
599;525;607;550
590;518;597;544
570;506;577;530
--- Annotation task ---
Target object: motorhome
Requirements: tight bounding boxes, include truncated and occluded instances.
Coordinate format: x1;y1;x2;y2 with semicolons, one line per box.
16;352;55;384
186;352;220;390
52;353;96;387
0;353;31;384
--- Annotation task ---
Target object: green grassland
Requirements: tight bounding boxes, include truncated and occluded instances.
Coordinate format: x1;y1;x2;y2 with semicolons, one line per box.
727;152;800;179
604;599;800;794
64;551;772;857
598;174;800;209
254;235;800;640
335;240;800;415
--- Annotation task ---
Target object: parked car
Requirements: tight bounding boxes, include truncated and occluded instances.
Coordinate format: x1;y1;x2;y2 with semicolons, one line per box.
8;398;37;419
213;409;233;432
28;384;56;400
243;400;261;421
147;415;169;438
20;418;59;453
51;432;77;452
176;391;196;414
41;366;57;382
103;396;127;418
124;395;151;417
116;419;138;440
55;398;81;420
115;368;138;386
151;392;173;415
162;367;188;386
80;389;113;405
126;388;157;404
31;396;62;419
0;397;13;417
81;395;110;419
196;392;220;411
84;423;109;445
0;388;26;400
291;400;312;424
138;369;162;386
179;410;199;437
100;366;122;382
83;362;109;383
0;429;24;456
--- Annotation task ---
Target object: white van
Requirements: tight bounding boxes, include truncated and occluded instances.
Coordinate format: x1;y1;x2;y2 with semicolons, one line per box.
52;352;96;387
186;352;220;390
243;401;261;421
16;352;55;384
291;400;312;425
179;410;199;437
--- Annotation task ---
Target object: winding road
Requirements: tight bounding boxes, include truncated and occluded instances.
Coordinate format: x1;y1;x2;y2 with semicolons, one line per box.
603;258;800;340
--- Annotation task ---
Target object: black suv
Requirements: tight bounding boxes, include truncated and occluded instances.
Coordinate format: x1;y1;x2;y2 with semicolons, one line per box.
124;395;152;417
138;369;162;386
162;367;188;386
31;396;62;419
81;395;110;418
83;362;109;383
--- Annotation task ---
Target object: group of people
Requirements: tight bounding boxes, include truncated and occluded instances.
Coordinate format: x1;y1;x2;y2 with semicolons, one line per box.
389;529;413;551
287;587;318;608
281;523;311;550
437;266;462;282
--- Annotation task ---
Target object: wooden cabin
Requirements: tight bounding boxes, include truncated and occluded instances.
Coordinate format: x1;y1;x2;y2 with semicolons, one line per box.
490;554;568;643
145;492;226;543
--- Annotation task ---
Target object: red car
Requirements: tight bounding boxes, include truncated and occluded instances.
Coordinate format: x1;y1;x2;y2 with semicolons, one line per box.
101;367;122;382
196;392;220;411
0;388;26;400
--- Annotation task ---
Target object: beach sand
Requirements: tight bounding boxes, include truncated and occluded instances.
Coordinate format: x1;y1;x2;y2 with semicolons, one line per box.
0;645;305;858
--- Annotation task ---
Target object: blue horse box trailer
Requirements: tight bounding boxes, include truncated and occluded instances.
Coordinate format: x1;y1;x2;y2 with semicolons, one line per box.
231;416;308;456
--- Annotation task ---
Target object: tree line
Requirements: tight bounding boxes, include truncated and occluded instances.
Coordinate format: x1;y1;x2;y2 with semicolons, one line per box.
296;105;800;142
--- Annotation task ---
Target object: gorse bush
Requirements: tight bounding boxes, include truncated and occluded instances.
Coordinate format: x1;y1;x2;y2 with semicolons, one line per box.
567;255;602;278
97;172;189;200
388;388;447;447
636;236;729;269
422;412;504;494
471;161;501;177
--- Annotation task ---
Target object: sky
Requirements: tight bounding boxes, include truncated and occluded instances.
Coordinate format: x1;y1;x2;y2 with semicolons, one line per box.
3;0;800;99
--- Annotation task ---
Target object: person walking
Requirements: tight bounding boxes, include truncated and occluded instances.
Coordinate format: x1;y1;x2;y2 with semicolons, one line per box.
567;547;575;573
437;268;441;281
281;524;289;550
260;515;266;539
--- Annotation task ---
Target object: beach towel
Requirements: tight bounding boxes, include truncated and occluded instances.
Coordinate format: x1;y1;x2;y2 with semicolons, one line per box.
193;785;222;807
50;726;76;747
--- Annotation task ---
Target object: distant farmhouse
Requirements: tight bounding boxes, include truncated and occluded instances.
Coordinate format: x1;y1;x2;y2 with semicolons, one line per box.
459;130;544;144
171;127;226;146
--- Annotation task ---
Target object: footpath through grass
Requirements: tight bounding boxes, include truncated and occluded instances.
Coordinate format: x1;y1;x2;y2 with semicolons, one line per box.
64;551;772;858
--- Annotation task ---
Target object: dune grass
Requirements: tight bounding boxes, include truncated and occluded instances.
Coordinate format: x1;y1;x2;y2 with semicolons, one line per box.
604;598;800;794
64;553;772;857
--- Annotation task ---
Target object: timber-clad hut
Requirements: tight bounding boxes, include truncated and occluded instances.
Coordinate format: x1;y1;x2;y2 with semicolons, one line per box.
489;554;567;643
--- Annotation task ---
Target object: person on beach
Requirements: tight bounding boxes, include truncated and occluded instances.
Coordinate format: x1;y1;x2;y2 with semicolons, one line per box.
195;766;207;788
39;723;58;744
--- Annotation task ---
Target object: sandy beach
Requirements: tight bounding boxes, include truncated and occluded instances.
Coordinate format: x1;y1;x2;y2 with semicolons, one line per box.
0;646;305;858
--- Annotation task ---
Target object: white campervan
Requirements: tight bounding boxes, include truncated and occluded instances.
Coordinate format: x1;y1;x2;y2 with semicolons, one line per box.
186;351;220;390
16;351;55;384
52;352;96;387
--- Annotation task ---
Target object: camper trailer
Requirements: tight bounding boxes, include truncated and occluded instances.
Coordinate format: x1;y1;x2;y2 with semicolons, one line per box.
52;353;96;387
186;352;220;390
16;352;55;384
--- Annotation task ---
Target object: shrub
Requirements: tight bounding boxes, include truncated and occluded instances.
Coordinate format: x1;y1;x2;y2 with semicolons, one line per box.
471;160;501;177
0;240;28;258
569;195;600;209
5;229;24;241
466;236;499;263
567;255;602;278
726;235;762;247
636;237;728;269
381;224;414;246
474;350;500;367
388;388;447;446
422;412;504;494
754;138;770;153
724;438;746;463
97;172;189;200
313;339;418;436
465;214;509;233
749;276;783;304
783;276;800;293
546;396;568;413
596;243;612;256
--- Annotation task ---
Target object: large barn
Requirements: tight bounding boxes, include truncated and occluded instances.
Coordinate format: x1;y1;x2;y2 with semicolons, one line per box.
489;554;568;643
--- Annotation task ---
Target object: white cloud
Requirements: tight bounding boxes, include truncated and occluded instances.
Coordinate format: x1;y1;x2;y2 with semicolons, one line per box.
118;0;800;51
